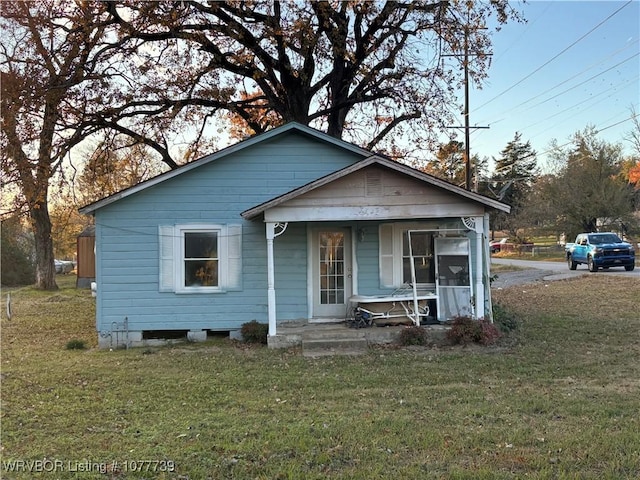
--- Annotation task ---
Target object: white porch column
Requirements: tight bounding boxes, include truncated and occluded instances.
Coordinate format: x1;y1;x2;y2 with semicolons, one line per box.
266;222;277;337
474;216;485;319
484;213;492;320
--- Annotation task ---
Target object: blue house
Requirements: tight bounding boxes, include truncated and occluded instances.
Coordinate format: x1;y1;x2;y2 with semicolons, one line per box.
80;123;510;348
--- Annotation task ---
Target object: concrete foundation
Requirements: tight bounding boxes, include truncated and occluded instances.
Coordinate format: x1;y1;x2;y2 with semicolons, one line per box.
94;322;450;352
229;329;243;341
97;329;244;349
187;330;207;342
98;330;143;349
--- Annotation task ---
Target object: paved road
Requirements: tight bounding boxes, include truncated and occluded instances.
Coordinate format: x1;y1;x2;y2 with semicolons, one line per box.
490;258;639;289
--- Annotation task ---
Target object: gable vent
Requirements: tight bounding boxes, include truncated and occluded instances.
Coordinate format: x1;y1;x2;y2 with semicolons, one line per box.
366;170;383;197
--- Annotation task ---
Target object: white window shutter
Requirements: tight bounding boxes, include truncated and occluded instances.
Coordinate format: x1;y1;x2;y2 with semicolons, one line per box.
158;225;175;292
226;224;242;290
379;223;394;288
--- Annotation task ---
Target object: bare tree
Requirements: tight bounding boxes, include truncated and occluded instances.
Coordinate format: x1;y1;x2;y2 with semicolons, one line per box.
425;140;466;185
623;106;640;190
0;1;124;289
105;1;521;159
541;128;636;239
75;135;167;205
1;0;522;289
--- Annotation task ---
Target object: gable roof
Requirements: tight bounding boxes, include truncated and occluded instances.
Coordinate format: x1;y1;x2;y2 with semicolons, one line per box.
79;122;372;215
241;155;511;220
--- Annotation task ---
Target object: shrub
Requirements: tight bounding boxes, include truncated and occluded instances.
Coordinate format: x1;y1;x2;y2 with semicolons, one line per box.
65;339;87;350
446;316;501;346
446;316;478;345
241;320;269;344
477;320;502;345
398;325;429;346
1;216;35;287
493;302;519;333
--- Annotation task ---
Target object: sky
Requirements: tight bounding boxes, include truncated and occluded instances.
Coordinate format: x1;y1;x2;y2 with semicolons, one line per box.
452;0;640;171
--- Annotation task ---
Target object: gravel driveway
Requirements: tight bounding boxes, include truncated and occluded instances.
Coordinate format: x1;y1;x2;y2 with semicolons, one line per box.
490;258;638;289
490;268;561;289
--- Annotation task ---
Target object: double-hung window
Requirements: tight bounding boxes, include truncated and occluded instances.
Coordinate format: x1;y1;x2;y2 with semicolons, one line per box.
159;224;242;293
402;230;435;284
183;229;220;289
380;223;435;288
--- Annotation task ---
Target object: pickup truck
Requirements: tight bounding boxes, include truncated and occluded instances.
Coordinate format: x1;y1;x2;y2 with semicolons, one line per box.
565;232;635;272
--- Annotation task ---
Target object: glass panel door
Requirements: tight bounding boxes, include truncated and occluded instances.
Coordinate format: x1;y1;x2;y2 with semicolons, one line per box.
319;232;345;305
312;228;352;318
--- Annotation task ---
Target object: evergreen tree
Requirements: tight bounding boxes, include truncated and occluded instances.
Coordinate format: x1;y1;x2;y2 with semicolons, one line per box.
490;132;538;239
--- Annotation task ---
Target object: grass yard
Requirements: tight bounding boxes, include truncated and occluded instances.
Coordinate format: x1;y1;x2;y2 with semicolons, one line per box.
1;275;639;479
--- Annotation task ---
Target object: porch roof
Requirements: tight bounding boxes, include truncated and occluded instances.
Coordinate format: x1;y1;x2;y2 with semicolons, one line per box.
241;155;511;222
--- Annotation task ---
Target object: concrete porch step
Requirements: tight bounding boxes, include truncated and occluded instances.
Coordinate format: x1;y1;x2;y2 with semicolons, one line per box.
301;336;369;357
272;321;451;354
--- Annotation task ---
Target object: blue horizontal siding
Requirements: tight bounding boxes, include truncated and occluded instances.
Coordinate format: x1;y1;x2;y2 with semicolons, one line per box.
94;130;361;333
272;223;308;319
101;260;155;272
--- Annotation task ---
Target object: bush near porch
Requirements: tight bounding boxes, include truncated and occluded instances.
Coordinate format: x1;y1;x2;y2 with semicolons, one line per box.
1;275;639;479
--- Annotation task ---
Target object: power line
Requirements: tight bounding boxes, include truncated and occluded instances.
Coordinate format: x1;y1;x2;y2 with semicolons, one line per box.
471;0;633;114
595;112;640;134
497;112;640;168
525;76;639;141
468;74;638;153
490;2;553;64
477;45;638;127
517;54;638;115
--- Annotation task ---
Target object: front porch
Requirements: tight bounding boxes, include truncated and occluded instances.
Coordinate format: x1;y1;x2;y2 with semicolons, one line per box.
268;320;450;357
240;155;511;344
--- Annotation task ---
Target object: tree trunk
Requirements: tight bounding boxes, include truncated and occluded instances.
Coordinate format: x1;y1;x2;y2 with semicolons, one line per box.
30;198;58;290
582;218;598;233
325;56;349;139
326;106;348;139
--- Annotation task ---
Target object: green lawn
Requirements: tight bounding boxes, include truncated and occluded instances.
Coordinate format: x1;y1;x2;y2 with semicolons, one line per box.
1;275;639;479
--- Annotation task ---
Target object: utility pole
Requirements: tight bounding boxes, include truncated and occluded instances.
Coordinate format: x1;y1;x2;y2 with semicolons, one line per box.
445;13;490;191
463;24;472;191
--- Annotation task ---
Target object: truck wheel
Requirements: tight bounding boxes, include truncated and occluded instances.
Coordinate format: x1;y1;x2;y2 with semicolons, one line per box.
587;256;598;272
567;255;577;270
624;264;635;271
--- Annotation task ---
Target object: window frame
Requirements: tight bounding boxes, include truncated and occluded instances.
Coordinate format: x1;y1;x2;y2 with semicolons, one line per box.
401;230;435;285
159;223;235;295
179;226;223;293
380;223;437;288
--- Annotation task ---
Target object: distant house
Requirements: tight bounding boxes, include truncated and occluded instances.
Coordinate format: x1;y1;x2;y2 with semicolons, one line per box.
79;123;510;348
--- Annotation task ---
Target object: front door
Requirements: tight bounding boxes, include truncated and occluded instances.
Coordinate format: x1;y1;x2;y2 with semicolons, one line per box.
311;228;352;319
